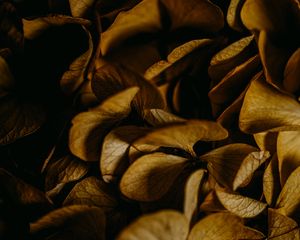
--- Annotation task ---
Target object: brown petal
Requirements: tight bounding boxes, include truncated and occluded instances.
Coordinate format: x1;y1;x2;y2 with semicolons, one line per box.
263;154;281;206
189;212;265;240
209;54;261;117
120;152;188;201
45;154;89;191
161;0;224;32
144;39;213;80
277;131;300;185
100;125;150;183
283;48;300;93
233;150;270;191
117;210;189;240
0;96;46;145
268;208;300;239
63;176;118;212
201;143;261;190
100;0;163;55
0;168;52;221
208;35;255;83
143;108;185;127
130;120;228;160
217;90;245;128
92;63;165;113
69;87;139;161
200;190;226;213
254;132;278;153
23;15;90;40
258;30;292;85
184;169;206;224
60;26;93;95
276;166;300;218
216;188;267;218
227;0;246;32
69;0;95;17
30;205;106;240
239;73;300;133
240;0;296;34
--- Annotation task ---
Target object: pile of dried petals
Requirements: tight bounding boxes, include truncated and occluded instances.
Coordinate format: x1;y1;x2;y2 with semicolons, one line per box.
0;0;299;239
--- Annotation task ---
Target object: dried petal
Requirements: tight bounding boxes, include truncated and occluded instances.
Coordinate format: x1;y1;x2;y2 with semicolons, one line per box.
45;155;89;191
268;208;300;239
239;73;300;133
263;154;281;206
117;210;189;240
120;152;188;201
184;169;206;223
63;177;118;212
69;87;139;161
277;131;300;185
284;48;300;94
100;125;150;183
216;189;267;218
189;212;265;240
276;166;300;217
130;120;228;160
30;205;106;240
201;143;261;190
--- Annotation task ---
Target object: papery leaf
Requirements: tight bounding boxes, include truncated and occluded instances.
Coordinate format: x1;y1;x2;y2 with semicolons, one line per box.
254;132;278;153
240;0;296;34
69;87;139;161
143;108;185;127
45;155;89;191
69;0;96;17
60;26;93;95
233;150;270;190
258;30;292;85
0;168;52;221
130;120;228;160
277;131;300;185
0;96;46;145
120;152;188;201
216;189;267;218
161;0;224;31
201;143;261;190
117;210;189;240
188;212;265;240
144;39;214;80
30;205;106;240
276;166;300;217
101;41;161;76
263;154;281;206
239;73;300;133
63;177;118;212
184;169;206;223
0;56;14;98
23;15;90;39
200;190;226;213
209;54;261;116
100;0;163;55
217;90;245;128
100;125;150;183
92;63;165;113
144;60;171;81
284;48;300;93
208;35;255;82
227;0;246;32
268;208;300;239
